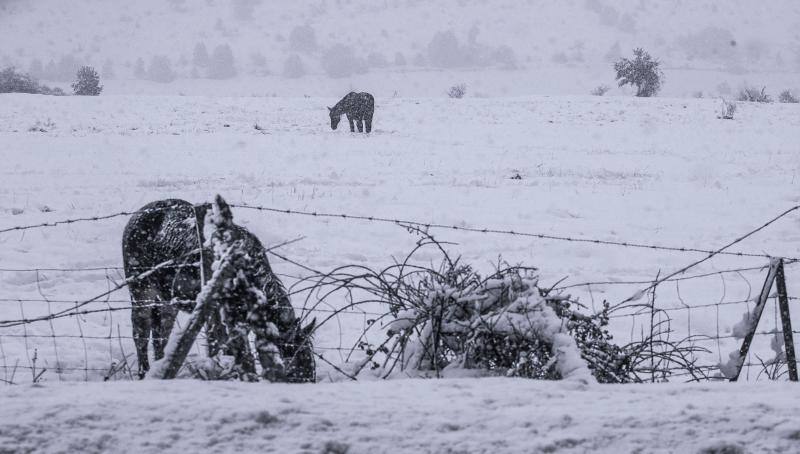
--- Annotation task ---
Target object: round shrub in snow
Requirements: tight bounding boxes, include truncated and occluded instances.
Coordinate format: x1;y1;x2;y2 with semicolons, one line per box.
288;24;317;53
384;271;594;382
394;51;407;66
193;42;209;68
208;44;237;79
427;30;468;68
492;44;518;69
283;53;305;79
321;44;366;78
778;89;798;103
367;52;388;68
71;66;102;96
146;55;176;83
133;57;146;79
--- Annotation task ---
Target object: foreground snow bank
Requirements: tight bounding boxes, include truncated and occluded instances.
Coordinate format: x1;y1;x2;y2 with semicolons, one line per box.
1;378;799;453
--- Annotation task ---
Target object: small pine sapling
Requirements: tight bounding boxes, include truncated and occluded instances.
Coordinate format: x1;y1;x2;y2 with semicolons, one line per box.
71;66;103;96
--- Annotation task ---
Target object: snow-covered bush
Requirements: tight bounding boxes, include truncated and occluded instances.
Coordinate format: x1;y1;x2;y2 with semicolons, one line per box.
133;57;146;79
718;99;737;119
447;83;467;98
28;118;56;132
0;66;41;93
146;55;176;83
0;67;64;95
192;42;209;68
384;269;596;382
208;44;237;79
491;44;518;69
283;53;305;78
427;30;468;68
321;44;366;78
778;89;798;103
71;66;102;95
250;51;268;74
288;24;317;53
394;51;407;66
737;86;772;103
614;48;663;97
291;232;650;383
367;51;388;68
101;59;115;80
591;84;610;96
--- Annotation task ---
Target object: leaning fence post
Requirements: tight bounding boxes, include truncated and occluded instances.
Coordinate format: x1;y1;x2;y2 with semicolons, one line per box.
148;195;236;380
147;255;233;379
774;259;798;381
729;258;780;382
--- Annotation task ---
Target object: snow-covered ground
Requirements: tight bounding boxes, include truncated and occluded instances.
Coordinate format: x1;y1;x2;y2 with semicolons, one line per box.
2;378;800;453
1;92;799;385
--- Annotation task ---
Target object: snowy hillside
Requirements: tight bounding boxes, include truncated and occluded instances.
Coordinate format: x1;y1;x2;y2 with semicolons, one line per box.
1;0;799;96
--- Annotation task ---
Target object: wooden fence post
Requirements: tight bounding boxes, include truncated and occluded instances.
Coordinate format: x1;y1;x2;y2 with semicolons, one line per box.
729;259;780;382
775;259;798;381
148;195;236;380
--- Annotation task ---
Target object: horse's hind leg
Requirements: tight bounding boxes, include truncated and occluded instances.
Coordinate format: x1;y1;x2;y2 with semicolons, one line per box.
356;118;364;133
365;116;373;133
129;284;154;378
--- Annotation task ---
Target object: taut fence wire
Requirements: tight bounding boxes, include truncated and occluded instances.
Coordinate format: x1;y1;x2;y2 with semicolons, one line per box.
0;203;798;383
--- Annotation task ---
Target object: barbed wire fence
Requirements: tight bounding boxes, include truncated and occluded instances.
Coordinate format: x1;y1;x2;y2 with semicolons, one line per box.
0;203;798;384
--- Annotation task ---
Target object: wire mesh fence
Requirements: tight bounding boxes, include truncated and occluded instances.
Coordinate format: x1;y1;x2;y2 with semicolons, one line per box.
1;203;798;383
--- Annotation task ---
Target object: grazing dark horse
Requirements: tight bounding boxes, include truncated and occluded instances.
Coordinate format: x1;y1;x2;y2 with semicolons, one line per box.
121;198;315;382
328;91;374;133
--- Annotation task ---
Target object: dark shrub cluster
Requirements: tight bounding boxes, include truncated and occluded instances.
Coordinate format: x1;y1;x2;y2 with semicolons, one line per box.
0;67;65;95
737;86;772;103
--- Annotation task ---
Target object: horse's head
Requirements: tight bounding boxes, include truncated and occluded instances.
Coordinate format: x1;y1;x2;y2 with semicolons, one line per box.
283;319;317;383
283;318;317;383
328;107;341;130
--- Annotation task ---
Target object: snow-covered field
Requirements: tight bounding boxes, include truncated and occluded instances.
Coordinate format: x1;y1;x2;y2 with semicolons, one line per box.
2;92;799;383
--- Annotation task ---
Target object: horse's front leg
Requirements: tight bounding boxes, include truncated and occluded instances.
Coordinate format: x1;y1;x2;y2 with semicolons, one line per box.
130;305;152;379
227;324;257;380
151;302;178;361
347;116;355;132
356;118;364;133
205;309;230;357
